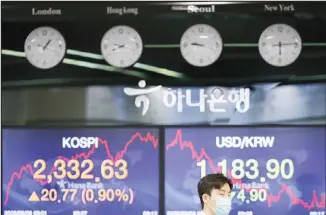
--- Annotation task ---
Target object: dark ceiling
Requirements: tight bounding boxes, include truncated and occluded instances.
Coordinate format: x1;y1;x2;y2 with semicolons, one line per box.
2;1;326;87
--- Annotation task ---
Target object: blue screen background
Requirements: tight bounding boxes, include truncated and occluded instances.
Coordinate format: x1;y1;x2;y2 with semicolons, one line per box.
2;128;159;215
165;127;325;215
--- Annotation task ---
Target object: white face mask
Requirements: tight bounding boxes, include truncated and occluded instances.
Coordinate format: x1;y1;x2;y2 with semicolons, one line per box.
208;196;232;215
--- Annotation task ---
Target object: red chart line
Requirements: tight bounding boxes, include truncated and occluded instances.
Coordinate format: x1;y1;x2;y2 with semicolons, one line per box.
166;129;325;210
3;132;158;206
3;129;326;210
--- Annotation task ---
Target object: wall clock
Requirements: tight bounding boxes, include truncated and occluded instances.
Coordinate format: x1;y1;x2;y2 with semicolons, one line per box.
24;26;66;69
180;24;223;67
258;24;302;67
101;25;143;68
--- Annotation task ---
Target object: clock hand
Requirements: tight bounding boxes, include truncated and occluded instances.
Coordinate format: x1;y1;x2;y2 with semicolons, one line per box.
191;42;204;47
120;44;139;51
279;41;282;55
43;40;51;50
114;43;125;48
112;44;126;51
191;42;218;54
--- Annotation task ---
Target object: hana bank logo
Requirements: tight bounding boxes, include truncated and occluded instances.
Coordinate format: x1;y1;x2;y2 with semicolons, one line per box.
124;80;251;116
123;80;162;116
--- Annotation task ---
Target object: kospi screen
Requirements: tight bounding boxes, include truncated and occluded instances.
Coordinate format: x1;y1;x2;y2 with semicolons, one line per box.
2;128;159;215
165;127;325;215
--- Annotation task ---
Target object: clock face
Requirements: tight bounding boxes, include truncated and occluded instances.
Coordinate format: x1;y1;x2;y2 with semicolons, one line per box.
24;26;66;69
180;24;223;67
101;25;143;68
258;24;302;67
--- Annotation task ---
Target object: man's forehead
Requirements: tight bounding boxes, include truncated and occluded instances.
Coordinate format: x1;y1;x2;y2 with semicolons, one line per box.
212;183;231;193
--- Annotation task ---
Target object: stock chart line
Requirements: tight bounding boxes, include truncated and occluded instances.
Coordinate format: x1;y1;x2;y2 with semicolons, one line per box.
3;129;325;210
166;129;325;210
3;132;159;206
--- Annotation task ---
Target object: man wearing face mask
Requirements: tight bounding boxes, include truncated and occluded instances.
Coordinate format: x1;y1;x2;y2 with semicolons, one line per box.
198;173;233;215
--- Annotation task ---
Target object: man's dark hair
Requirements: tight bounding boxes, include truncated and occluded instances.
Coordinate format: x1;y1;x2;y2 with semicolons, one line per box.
197;173;233;209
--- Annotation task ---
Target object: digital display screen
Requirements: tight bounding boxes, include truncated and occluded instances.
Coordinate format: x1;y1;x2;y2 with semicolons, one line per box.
2;128;159;215
165;127;325;215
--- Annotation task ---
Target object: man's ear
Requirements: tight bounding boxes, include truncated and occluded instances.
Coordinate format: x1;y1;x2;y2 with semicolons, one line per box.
202;194;209;204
